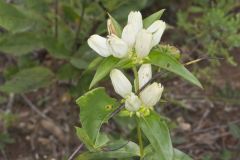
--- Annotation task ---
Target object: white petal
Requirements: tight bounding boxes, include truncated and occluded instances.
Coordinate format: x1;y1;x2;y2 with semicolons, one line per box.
87;35;111;57
128;11;143;32
140;82;164;107
121;24;138;47
125;92;141;112
138;64;152;89
135;29;153;58
110;69;132;97
147;20;166;47
108;34;129;58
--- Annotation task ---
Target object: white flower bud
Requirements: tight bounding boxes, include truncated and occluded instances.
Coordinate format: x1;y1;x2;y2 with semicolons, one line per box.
121;24;138;47
135;29;153;58
110;69;132;98
127;11;143;33
87;35;111;57
140;82;164;107
108;34;129;58
138;64;152;89
147;20;166;47
125;92;141;112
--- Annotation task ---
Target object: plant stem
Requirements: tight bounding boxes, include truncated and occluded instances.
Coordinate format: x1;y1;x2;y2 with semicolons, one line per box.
137;122;144;159
67;143;84;160
132;66;139;93
54;0;59;39
71;3;85;54
132;66;144;158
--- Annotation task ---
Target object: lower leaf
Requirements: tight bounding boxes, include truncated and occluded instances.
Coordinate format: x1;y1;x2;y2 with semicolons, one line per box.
76;141;140;160
139;112;173;160
76;88;117;147
144;145;192;160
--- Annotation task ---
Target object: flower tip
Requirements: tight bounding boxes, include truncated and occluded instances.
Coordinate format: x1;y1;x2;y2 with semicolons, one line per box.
140;82;164;107
110;68;118;76
128;11;143;32
147;20;166;47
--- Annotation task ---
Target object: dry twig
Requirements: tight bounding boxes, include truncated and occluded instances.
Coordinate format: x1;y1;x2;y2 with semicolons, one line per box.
21;94;49;119
67;143;84;160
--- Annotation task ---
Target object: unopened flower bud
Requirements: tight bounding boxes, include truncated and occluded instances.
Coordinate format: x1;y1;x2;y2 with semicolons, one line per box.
138;64;152;89
135;29;153;58
127;11;143;32
147;20;166;47
125;92;141;112
110;69;132;98
87;35;111;57
140;82;164;107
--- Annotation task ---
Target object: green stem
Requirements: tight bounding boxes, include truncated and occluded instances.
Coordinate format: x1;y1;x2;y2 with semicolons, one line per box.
133;66;144;158
54;0;59;39
71;3;85;54
137;122;144;159
132;66;139;93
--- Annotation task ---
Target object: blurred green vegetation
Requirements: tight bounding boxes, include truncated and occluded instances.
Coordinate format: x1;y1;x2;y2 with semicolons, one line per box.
0;0;239;95
0;0;239;159
0;0;156;96
177;0;240;66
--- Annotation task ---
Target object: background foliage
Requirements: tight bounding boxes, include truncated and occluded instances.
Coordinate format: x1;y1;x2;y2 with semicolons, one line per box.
0;0;239;160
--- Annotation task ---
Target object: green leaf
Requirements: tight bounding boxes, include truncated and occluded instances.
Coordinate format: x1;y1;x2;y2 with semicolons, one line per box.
188;6;203;13
76;88;117;143
139;112;173;160
76;127;95;151
143;9;165;28
76;127;109;152
148;49;202;88
108;13;122;37
83;57;103;74
19;0;50;14
0;67;54;93
76;141;139;160
89;56;119;89
70;58;90;69
42;36;71;60
0;32;42;56
56;64;79;80
229;124;240;139
95;133;110;149
103;139;129;151
116;58;134;69
0;1;32;32
0;96;7;104
0;133;14;150
62;4;80;22
144;146;192;160
173;149;192;160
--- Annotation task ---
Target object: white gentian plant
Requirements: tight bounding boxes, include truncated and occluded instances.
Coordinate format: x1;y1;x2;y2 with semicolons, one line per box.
74;10;202;160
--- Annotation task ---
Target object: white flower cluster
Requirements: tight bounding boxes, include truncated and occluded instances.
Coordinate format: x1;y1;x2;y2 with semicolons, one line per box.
88;11;166;59
110;64;164;114
87;11;166;116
